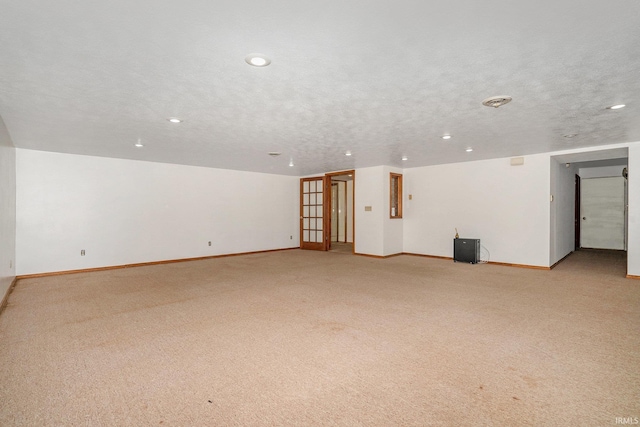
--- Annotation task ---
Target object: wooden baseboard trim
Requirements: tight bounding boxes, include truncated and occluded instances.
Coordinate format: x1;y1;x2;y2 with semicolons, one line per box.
0;277;18;315
487;261;551;270
627;275;640;280
16;247;300;280
402;253;453;261
402;252;550;270
354;252;402;259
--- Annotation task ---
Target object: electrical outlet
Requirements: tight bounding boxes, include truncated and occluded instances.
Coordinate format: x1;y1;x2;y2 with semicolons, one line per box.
208;241;211;246
81;249;85;256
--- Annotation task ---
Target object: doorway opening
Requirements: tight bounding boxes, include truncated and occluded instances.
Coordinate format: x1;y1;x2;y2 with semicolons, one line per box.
550;148;628;275
327;171;355;254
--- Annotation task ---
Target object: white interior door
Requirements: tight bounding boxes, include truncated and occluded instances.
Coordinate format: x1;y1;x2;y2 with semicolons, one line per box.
580;177;625;250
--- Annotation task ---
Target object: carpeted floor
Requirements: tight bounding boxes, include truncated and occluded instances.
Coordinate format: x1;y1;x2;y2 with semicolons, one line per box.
0;249;638;426
329;242;353;254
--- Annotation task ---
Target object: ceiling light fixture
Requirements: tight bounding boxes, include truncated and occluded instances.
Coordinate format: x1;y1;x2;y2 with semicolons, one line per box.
134;139;144;148
345;151;352;156
167;117;182;123
441;135;452;140
289;159;294;167
465;148;473;152
245;54;271;67
402;156;408;161
482;96;512;108
606;104;626;110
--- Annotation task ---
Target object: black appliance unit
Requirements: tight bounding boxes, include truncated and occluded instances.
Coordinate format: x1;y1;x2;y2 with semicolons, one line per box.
453;238;480;264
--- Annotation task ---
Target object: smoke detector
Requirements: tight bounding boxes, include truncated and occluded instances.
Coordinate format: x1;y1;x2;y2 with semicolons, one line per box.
482;96;512;108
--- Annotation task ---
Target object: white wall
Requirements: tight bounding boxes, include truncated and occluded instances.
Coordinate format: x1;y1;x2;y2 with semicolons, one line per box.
354;166;385;256
16;150;299;276
627;144;640;277
352;165;403;257
14;142;639;276
0;117;16;299
550;159;578;265
403;154;551;267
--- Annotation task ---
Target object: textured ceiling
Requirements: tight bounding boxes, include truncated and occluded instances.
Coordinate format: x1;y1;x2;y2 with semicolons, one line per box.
1;0;639;176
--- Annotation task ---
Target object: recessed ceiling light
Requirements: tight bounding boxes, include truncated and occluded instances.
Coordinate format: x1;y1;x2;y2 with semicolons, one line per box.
465;148;473;152
289;160;294;167
402;156;408;161
245;54;271;67
606;104;626;110
345;151;352;156
167;117;182;123
441;135;452;140
134;139;144;148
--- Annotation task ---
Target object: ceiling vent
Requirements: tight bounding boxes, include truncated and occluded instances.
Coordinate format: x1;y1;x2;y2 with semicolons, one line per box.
268;152;282;157
482;96;512;108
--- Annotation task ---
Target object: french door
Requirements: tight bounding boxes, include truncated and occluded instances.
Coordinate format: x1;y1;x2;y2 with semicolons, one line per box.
300;177;329;250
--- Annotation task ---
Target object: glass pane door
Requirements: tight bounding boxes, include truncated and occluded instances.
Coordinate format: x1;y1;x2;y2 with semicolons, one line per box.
300;177;327;250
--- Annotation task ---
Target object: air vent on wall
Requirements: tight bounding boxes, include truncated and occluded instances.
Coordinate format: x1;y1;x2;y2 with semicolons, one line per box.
482;96;512;108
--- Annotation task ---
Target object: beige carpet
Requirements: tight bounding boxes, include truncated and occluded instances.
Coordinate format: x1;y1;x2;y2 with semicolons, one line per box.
329;242;353;254
1;249;638;426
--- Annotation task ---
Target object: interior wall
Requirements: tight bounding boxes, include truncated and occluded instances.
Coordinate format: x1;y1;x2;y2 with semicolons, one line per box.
16;149;299;276
403;154;551;267
627;144;640;276
550;159;578;265
354;166;385;256
0;117;17;300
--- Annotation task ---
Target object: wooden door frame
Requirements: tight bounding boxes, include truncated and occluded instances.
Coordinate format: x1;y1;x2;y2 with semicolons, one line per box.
325;170;355;253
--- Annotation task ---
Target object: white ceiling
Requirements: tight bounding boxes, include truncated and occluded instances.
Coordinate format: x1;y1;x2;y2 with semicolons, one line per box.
1;0;638;176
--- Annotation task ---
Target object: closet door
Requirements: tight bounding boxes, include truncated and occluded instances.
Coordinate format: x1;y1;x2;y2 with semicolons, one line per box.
580;176;625;250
